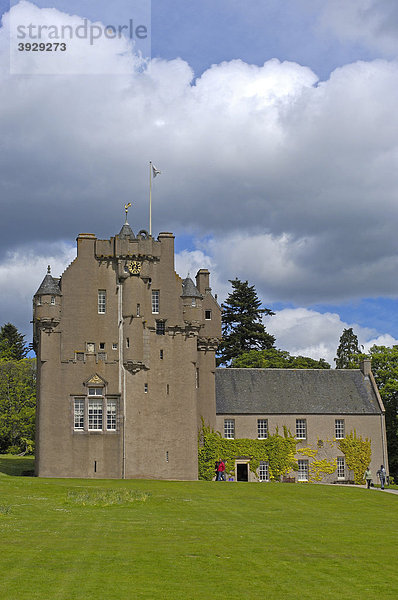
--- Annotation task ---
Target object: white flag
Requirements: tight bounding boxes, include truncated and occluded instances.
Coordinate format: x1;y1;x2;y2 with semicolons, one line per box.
152;164;161;178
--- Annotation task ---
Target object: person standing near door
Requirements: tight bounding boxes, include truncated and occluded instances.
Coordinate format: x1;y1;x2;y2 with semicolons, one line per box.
217;460;226;481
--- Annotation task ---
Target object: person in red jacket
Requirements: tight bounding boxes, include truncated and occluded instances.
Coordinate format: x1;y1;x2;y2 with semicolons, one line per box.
217;459;226;481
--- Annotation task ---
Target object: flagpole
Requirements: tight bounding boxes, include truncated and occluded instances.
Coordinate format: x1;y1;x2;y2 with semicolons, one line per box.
149;161;152;237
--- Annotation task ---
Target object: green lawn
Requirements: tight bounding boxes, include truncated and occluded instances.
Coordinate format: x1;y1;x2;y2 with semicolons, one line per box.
1;456;397;599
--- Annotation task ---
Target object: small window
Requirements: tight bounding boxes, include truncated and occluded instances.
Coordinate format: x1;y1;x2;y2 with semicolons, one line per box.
205;310;212;320
126;338;130;348
335;419;345;439
156;321;165;335
257;419;268;439
76;352;85;362
166;384;169;395
191;298;196;307
98;290;106;314
337;456;345;479
99;342;105;350
296;419;307;440
51;296;55;305
136;304;141;317
88;387;103;396
298;459;309;481
74;399;84;430
224;419;235;439
36;296;42;306
86;342;95;353
144;383;148;393
98;352;107;361
160;349;164;360
152;290;159;314
112;343;118;350
107;400;117;431
166;451;169;463
88;400;103;430
259;461;269;482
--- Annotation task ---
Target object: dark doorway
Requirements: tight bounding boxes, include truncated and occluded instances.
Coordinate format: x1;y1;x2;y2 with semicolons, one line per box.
237;463;248;482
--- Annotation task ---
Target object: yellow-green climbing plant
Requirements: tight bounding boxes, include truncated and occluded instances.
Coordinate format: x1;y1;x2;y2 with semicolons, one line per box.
338;430;371;484
198;420;297;481
297;446;337;482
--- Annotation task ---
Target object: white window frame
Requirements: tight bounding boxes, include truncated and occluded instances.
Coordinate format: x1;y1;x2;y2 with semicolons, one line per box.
298;459;309;481
335;419;345;439
74;398;84;430
257;419;268;439
296;419;307;440
106;400;117;431
259;461;269;482
152;290;160;314
98;290;106;314
88;400;103;431
224;419;235;439
337;456;345;479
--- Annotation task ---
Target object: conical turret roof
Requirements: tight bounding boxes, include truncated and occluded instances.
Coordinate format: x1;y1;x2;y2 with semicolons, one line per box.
118;222;135;240
35;266;62;296
181;277;202;298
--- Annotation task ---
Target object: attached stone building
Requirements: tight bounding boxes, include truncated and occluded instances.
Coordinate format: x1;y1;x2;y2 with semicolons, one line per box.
33;222;389;482
216;365;389;482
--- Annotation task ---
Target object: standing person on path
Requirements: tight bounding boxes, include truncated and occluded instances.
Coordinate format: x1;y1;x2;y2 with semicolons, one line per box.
364;467;372;489
377;465;387;490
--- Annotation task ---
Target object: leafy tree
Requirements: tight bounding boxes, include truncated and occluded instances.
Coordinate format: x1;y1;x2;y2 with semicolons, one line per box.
0;359;36;454
232;348;330;369
334;328;362;369
367;345;398;478
217;279;275;365
0;323;28;361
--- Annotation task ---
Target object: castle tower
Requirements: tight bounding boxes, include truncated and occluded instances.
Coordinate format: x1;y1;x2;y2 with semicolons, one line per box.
33;221;221;479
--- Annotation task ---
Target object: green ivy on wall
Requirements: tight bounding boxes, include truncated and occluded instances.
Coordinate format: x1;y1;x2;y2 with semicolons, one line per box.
198;420;297;481
338;430;371;484
297;446;337;482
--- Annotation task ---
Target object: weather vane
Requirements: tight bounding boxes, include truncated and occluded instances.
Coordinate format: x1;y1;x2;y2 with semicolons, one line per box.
124;202;132;223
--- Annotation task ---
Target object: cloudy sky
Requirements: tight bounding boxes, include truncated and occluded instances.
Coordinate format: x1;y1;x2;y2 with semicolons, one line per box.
1;0;398;364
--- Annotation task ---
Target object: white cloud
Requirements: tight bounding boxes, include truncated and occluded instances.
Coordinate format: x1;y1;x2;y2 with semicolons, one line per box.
266;307;398;365
1;2;398;337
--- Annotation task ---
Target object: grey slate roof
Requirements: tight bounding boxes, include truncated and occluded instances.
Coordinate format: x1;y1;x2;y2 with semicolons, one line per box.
181;277;202;298
35;272;62;296
119;222;135;240
215;368;381;415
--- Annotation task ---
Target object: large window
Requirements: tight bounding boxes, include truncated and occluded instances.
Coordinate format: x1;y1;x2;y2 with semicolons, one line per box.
224;419;235;439
88;400;103;430
98;290;106;314
74;399;84;430
335;419;345;439
298;459;309;481
296;419;307;439
337;457;345;479
107;400;117;431
257;419;268;439
152;290;159;314
259;461;269;481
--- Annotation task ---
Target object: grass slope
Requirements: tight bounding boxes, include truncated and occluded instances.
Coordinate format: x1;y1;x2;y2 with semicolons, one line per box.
0;456;397;599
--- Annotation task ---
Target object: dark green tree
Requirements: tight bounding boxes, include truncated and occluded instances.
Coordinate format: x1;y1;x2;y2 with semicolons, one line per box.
0;323;28;361
217;279;275;366
367;345;398;478
232;348;330;369
0;358;36;454
334;328;362;369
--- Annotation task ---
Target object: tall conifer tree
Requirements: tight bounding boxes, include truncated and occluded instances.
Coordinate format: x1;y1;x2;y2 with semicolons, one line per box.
334;328;361;369
0;323;28;361
218;279;275;365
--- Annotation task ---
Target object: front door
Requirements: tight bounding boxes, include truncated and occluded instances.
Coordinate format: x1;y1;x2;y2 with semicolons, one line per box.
237;463;248;481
